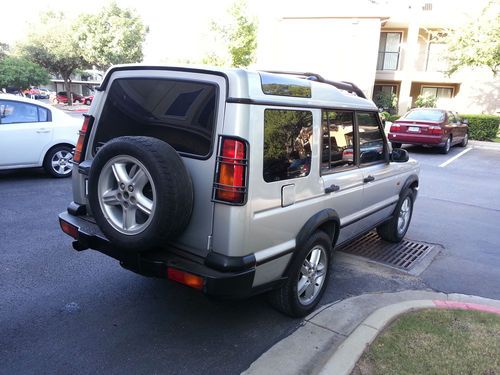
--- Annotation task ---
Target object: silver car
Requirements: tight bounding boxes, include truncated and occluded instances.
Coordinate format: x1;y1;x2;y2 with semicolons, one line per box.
59;66;419;317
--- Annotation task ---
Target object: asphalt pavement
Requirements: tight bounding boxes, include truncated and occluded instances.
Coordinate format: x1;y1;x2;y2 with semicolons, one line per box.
1;142;499;374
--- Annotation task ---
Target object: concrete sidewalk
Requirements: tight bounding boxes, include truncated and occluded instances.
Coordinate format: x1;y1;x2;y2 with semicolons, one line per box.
243;290;500;375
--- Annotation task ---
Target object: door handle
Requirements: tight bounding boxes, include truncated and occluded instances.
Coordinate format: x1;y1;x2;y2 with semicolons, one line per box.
325;184;340;194
37;128;50;133
363;175;375;183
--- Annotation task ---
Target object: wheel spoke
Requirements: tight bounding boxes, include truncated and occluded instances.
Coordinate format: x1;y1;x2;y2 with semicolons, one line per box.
310;248;321;267
135;193;153;215
102;189;121;206
305;282;316;299
131;168;149;190
297;276;309;296
111;163;129;184
52;160;59;167
300;264;309;276
122;206;137;230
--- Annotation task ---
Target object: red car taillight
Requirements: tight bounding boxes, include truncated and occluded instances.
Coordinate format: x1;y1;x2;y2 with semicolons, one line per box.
429;126;443;135
390;124;401;132
213;137;248;205
73;115;94;164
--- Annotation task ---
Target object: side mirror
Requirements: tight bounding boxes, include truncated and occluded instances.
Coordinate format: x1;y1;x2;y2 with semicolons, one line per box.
391;148;409;163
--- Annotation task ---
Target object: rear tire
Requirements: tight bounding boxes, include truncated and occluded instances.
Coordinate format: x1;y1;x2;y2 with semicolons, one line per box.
440;136;452;154
88;136;194;252
43;145;73;178
268;231;332;317
377;189;414;243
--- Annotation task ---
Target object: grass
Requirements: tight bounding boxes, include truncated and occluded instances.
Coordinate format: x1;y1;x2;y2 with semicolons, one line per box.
352;309;500;375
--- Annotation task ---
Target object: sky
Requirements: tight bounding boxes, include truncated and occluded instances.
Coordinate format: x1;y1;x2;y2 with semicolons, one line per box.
1;0;489;64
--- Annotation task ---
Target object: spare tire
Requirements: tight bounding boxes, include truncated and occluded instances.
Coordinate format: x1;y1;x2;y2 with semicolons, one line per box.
88;136;193;252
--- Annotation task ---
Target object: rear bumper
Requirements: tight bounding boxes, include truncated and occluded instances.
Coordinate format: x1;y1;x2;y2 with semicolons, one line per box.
388;132;445;145
58;211;256;298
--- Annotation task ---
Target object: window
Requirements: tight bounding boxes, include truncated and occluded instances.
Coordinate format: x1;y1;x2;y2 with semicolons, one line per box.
421;86;453;99
260;73;312;98
447;111;457;124
403;109;445;122
373;85;397;97
93;78;218;158
377;32;402;70
321;111;355;174
426;32;448;72
357;112;386;165
263;109;313;182
0;100;48;124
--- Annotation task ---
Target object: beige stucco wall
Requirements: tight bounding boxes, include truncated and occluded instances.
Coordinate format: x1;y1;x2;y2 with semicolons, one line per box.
255;17;382;99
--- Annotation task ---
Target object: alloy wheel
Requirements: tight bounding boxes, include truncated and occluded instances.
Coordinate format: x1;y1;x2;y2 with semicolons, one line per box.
297;245;328;305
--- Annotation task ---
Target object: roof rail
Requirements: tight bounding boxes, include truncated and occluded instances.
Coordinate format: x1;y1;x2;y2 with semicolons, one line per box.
261;70;367;99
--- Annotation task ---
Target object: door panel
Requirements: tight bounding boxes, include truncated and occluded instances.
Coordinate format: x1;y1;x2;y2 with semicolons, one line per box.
0;100;53;167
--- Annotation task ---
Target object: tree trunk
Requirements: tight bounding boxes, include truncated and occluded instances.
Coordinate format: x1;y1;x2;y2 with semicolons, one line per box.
64;76;73;106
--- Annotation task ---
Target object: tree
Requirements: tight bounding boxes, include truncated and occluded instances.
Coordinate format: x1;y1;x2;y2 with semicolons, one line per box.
443;1;500;76
203;0;258;67
75;2;149;71
373;91;398;114
0;56;50;91
0;42;9;60
20;12;86;105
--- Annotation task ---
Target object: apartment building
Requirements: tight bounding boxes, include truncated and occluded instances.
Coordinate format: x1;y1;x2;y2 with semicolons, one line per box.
256;0;498;115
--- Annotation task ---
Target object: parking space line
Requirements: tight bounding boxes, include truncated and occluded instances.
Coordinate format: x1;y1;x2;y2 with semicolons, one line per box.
439;147;473;168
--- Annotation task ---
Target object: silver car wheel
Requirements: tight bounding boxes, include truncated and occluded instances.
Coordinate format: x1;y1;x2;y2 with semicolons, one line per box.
397;196;412;235
445;137;451;152
297;245;328;305
51;150;73;175
97;155;156;235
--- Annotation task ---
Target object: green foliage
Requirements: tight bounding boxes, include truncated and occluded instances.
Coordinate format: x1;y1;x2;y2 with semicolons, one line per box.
373;91;397;112
205;0;258;67
75;2;149;71
19;11;86;104
460;114;500;140
387;114;401;122
443;1;500;76
414;94;437;108
0;56;50;90
0;42;9;60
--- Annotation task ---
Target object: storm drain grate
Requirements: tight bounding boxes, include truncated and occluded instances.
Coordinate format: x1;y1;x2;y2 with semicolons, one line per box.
338;231;434;271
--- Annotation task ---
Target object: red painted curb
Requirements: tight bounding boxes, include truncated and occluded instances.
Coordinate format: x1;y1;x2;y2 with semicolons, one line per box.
433;300;500;315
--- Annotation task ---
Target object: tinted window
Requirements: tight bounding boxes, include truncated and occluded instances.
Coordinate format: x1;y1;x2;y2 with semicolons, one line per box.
403;109;445;122
357;112;386;165
447;111;457;124
93;78;217;157
321;111;355;173
263;109;313;182
0;100;40;124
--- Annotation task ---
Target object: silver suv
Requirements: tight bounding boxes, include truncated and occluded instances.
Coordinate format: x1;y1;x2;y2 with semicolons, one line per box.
59;66;419;317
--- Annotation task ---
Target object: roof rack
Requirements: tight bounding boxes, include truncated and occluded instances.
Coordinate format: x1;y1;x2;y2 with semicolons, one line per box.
261;70;367;99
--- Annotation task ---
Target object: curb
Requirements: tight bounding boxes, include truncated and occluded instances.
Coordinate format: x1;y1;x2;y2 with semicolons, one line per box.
318;296;500;375
242;291;500;375
470;140;500;150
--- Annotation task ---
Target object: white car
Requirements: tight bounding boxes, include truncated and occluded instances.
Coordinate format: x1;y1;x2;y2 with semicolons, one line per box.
0;94;81;177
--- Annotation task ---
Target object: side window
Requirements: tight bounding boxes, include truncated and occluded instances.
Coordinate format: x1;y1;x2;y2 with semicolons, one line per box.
357;112;386;165
0;101;39;124
321;111;355;174
263;109;313;182
38;107;49;122
447;111;457;124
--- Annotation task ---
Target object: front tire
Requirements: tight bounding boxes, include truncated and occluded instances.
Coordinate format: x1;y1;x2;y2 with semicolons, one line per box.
459;133;468;147
377;189;414;243
268;231;332;317
43;145;73;178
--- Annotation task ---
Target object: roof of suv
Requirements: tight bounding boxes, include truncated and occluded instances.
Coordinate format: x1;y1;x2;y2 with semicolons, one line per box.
98;64;377;112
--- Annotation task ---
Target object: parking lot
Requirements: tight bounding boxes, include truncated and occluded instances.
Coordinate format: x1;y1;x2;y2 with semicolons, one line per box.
1;143;499;374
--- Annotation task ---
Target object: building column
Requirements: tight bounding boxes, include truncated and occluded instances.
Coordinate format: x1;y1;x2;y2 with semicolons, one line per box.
398;8;420;115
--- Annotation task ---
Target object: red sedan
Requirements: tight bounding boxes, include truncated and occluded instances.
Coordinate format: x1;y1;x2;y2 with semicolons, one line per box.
388;108;469;154
55;92;85;104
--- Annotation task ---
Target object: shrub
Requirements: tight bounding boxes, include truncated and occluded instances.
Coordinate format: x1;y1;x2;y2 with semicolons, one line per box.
388;114;401;122
373;91;398;113
415;94;437;108
460;114;500;141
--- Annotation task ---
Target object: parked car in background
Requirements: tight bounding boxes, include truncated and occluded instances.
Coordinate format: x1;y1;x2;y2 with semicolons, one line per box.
37;88;51;99
55;91;85;104
83;95;94;105
388;108;469;154
0;94;81;177
23;87;40;98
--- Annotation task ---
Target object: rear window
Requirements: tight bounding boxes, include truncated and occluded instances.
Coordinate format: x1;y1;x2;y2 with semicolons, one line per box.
93;78;218;158
403;109;444;122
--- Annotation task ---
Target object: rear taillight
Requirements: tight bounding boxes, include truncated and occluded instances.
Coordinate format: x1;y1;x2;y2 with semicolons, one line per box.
213;137;248;205
429;126;443;135
167;268;204;290
59;218;79;239
73;115;94;164
390;124;401;132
